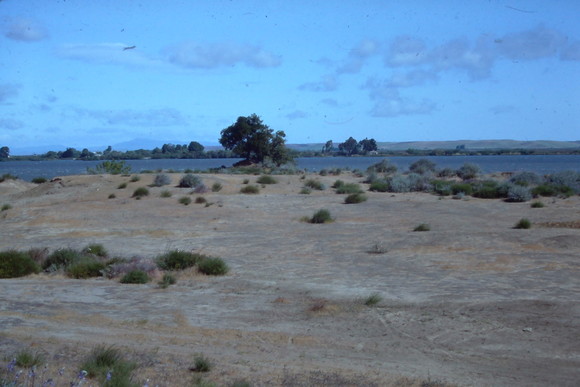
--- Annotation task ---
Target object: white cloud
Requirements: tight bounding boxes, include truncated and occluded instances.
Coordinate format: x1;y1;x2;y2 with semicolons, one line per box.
386;69;438;88
370;97;436;117
385;36;429;67
0;118;24;130
286;110;308;120
3;17;48;41
338;39;380;74
299;75;338;92
0;83;20;103
166;41;281;69
497;25;566;61
72;107;188;127
561;41;580;61
56;43;166;68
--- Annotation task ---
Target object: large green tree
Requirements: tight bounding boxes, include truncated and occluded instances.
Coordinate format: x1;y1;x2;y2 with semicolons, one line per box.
0;146;9;159
219;114;292;166
338;137;360;156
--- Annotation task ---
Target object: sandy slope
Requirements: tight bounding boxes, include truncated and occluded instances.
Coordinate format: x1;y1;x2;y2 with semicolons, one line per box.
0;172;579;386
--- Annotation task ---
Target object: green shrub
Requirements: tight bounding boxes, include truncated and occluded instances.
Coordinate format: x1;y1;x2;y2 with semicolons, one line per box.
364;293;382;306
108;193;116;199
369;180;389;192
117;182;128;189
547;171;580;193
83;243;108;257
335;183;363;194
457;163;480;180
507;185;532;202
409;159;436;175
81;345;137;385
344;193;367;204
211;182;223;192
532;183;573;198
431;180;452;196
179;196;192;205
160;189;172;198
514;218;531;229
31;177;48;184
191;355;212;372
413;223;430;232
451;183;473;196
319;169;328;176
195;196;207;204
387;175;410;193
367;159;397;174
198;257;229;275
156;250;204;270
132;187;149;198
304;179;325;190
158;273;177;289
15;349;45;368
331;179;345;188
1;203;11;211
66;258;105;279
88;160;132;175
472;180;502;199
309;209;333;224
179;173;202;188
242;178;250;184
42;248;82;271
0;173;18;182
531;201;545;208
153;173;172;187
510;171;541;186
120;270;150;284
299;187;312;194
256;175;278;184
0;250;41;278
130;175;140;182
240;185;260;194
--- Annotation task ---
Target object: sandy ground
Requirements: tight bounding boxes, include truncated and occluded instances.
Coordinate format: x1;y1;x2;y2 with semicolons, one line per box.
0;172;579;386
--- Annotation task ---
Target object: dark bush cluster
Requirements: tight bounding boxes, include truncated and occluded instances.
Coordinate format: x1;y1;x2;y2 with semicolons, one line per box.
0;250;40;278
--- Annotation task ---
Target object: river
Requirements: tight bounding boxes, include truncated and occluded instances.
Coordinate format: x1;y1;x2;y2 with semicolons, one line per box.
1;155;579;181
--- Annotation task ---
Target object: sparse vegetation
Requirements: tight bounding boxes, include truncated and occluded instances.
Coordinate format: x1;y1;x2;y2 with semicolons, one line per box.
31;177;48;184
457;163;480;180
117;182;128;189
240;185;260;194
344;193;367;204
256;175;278;184
191;354;212;373
130;175;140;182
304;179;325;190
335;182;363;194
309;209;333;224
1;203;11;211
0;173;18;182
156;250;205;270
0;250;40;278
195;196;207;204
413;223;430;232
299;187;312;194
364;292;382;306
158;273;177;288
120;270;150;284
179;196;192;205
211;182;223;192
531;201;545;208
88;160;132;175
160;189;172;197
153;173;172;187
81;345;137;385
15;349;45;368
198;257;229;275
514;218;532;229
179;173;203;188
132;187;149;198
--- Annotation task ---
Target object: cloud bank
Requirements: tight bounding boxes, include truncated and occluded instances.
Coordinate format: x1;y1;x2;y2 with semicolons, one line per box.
3;17;48;41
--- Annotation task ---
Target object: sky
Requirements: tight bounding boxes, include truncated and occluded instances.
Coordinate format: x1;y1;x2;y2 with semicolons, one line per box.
1;0;579;153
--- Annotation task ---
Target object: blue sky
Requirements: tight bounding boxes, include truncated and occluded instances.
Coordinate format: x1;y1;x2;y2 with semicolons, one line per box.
1;0;579;153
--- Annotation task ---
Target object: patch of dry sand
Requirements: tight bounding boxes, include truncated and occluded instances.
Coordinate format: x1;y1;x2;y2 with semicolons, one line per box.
1;172;579;386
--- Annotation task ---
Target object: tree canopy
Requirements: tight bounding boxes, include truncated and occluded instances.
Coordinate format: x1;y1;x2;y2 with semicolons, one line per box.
219;114;292;166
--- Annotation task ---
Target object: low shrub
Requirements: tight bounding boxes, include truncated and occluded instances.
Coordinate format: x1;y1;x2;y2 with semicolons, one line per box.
413;223;430;232
319;169;328;176
387;175;410;193
156;250;204;270
309;209;333;224
514;218;531;229
66;258;105;279
0;173;18;182
531;201;545;208
83;243;108;257
344;193;367;204
256;175;278;184
153;173;172;187
364;293;382;306
117;182;128;189
191;355;212;373
335;183;363;194
407;173;431;192
179;173;202;188
120;270;150;284
507;185;532;202
532;183;574;198
299;187;312;194
195;196;207;204
81;345;136;385
211;182;223;192
179;196;192;205
15;349;45;368
31;177;48;184
437;167;456;178
457;163;480;180
108;193;116;199
431;180;452;196
88;160;132;175
304;179;325;190
409;159;436;175
42;248;82;271
130;175;140;182
331;180;345;189
160;189;172;198
242;178;250;184
368;180;389;192
1;203;11;211
367;159;397;174
158;273;176;288
240;185;260;194
510;171;541;186
102;257;158;279
193;184;209;194
472;180;502;199
547;171;580;193
198;257;229;275
451;183;473;196
0;250;41;278
132;187;149;198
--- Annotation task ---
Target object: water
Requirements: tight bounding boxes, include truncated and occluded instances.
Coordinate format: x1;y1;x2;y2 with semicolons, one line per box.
0;155;578;181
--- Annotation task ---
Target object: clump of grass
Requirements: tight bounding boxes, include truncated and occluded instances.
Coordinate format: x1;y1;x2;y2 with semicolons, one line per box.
299;187;312;194
179;173;202;188
15;349;45;368
344;193;367;204
335;183;363;194
191;354;212;373
153;173;172;187
158;273;176;289
256;175;278;184
66;257;105;279
363;293;382;306
514;218;532;229
367;241;388;254
132;187;149;198
198;257;229;275
81;345;136;385
0;173;18;182
413;223;430;232
120;270;150;284
242;178;250;184
160;189;172;198
130;175;140;182
368;180;389;192
304;179;325;190
211;182;222;192
531;201;545;208
179;196;192;205
83;243;108;257
117;182;128;189
195;196;207;204
156;250;204;270
31;177;48;184
42;248;82;271
309;209;333;224
108;193;116;199
1;203;11;211
240;185;260;194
